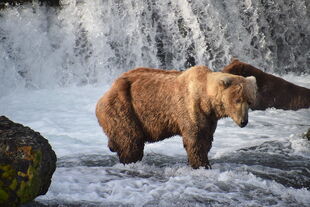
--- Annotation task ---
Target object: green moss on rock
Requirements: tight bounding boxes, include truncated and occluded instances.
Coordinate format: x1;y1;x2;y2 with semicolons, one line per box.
0;116;57;206
0;151;43;205
17;151;42;204
0;189;9;203
0;165;15;178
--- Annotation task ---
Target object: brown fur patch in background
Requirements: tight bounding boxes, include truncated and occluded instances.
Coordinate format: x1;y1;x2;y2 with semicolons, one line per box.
222;59;310;110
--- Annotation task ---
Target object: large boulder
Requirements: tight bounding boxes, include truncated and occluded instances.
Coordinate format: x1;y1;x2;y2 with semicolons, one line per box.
0;116;57;207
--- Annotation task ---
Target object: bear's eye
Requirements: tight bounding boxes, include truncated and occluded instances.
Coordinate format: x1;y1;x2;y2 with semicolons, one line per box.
235;99;242;104
248;101;252;105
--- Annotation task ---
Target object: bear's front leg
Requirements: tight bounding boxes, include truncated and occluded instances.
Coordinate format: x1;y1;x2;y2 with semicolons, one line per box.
182;136;212;169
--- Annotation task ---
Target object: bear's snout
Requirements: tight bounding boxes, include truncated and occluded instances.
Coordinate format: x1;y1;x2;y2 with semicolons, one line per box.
240;119;248;128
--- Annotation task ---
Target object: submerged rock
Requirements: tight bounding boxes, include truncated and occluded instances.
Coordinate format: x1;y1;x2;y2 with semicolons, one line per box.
0;116;57;207
303;128;310;140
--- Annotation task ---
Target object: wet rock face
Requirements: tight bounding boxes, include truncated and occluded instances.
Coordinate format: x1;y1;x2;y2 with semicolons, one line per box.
0;116;57;207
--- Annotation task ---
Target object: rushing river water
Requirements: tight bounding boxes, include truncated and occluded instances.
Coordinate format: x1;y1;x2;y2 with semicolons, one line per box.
0;0;310;206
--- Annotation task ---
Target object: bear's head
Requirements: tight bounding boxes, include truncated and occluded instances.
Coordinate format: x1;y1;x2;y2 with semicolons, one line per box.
208;73;257;128
221;59;264;89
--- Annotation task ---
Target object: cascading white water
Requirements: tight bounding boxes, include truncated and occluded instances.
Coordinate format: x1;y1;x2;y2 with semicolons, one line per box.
0;0;309;97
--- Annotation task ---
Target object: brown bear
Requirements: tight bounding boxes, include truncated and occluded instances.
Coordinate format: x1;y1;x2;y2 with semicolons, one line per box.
96;66;257;169
222;59;310;110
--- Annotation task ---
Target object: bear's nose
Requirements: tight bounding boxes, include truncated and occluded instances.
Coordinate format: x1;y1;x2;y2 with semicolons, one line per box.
240;119;248;128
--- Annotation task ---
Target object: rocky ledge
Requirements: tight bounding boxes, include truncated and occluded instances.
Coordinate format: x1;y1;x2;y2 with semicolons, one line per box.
0;116;57;207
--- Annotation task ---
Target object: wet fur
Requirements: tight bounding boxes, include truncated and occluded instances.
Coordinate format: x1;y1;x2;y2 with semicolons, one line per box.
96;66;256;168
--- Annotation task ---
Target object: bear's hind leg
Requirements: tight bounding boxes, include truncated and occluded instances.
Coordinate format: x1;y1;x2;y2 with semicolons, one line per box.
108;117;145;164
105;119;145;164
102;77;146;164
107;125;145;164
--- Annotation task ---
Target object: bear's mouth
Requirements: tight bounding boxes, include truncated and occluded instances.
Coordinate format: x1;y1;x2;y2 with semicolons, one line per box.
232;118;248;128
239;119;248;128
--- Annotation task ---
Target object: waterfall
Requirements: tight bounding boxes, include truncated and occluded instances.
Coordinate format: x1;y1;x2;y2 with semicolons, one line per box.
0;0;309;96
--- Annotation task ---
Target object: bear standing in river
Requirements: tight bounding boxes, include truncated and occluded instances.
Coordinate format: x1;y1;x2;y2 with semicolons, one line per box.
96;66;257;168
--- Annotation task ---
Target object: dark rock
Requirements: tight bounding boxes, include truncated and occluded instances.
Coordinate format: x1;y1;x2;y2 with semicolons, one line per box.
0;116;57;207
303;128;310;140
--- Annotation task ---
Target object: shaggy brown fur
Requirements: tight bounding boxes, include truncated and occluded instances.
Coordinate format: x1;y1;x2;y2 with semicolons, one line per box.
222;59;310;110
96;66;257;169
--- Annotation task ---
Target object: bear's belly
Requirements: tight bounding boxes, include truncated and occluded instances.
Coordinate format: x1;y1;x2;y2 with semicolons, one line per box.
132;97;179;142
139;117;180;142
145;127;179;142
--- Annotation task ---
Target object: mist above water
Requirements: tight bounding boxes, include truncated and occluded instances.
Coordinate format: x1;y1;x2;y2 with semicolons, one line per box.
0;0;309;97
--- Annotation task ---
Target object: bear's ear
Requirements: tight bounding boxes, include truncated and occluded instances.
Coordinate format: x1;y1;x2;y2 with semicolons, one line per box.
219;76;234;88
246;76;256;85
230;57;240;63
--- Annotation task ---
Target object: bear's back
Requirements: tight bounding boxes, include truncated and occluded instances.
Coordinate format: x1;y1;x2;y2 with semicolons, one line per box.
121;67;181;81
